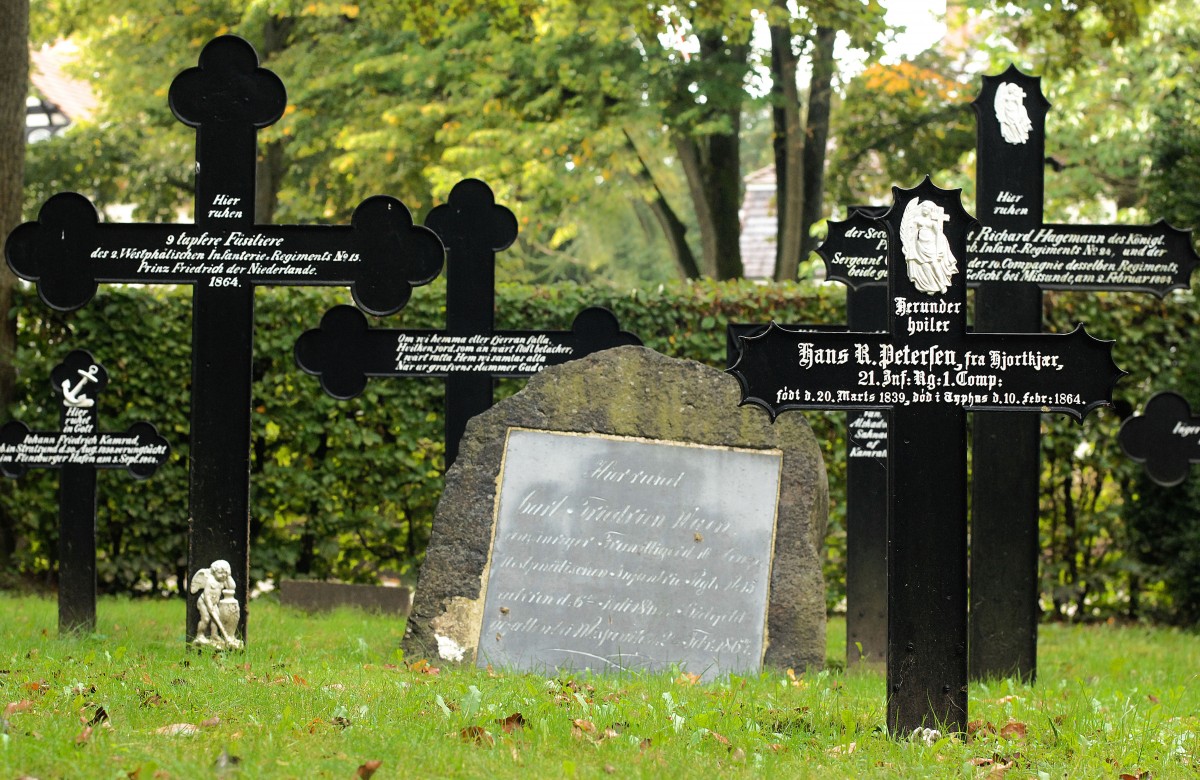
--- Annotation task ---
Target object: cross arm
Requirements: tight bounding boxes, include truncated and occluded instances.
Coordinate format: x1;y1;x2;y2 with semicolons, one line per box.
6;193;443;315
295;305;641;399
728;325;889;420
1119;391;1200;486
0;420;169;476
967;221;1199;296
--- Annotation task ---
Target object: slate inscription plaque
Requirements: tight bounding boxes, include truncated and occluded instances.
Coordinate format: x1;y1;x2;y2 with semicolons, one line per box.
478;429;782;679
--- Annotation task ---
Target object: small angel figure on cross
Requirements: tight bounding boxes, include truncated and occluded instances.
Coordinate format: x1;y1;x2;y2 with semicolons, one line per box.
900;199;958;295
191;559;243;650
995;81;1032;145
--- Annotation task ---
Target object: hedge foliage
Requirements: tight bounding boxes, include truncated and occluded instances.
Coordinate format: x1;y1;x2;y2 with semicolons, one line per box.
1;279;1198;623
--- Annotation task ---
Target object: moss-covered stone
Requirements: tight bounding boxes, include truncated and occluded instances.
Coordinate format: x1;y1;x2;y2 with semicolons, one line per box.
403;346;828;672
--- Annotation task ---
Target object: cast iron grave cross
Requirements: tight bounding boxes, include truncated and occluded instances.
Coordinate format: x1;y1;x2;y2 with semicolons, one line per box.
728;205;890;668
295;178;640;467
821;65;1197;682
4;36;444;645
0;351;170;634
729;177;1123;736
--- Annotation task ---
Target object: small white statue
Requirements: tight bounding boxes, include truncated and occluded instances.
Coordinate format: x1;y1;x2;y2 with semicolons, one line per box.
994;81;1032;145
191;559;243;650
900;199;958;295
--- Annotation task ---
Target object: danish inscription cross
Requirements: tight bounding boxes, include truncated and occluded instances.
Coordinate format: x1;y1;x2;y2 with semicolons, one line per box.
729;178;1123;736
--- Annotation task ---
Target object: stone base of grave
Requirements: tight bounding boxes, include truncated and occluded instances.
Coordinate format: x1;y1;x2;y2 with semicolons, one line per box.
279;580;412;615
402;345;828;674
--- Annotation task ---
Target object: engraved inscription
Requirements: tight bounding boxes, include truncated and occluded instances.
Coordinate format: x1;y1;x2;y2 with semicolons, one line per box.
479;430;782;679
395;333;574;374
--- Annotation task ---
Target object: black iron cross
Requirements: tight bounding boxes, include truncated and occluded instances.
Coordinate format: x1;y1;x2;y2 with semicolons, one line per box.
0;351;169;634
820;65;1199;682
1119;392;1200;487
730;177;1123;736
295;179;640;467
729;205;891;669
4;36;444;644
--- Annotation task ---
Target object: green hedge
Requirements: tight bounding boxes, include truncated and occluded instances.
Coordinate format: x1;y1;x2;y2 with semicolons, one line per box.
1;279;1197;623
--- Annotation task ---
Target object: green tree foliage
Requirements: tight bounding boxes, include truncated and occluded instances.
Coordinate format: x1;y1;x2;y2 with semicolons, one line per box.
23;0;900;284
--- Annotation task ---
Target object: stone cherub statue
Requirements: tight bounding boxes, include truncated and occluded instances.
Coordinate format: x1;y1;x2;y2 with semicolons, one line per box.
190;559;243;650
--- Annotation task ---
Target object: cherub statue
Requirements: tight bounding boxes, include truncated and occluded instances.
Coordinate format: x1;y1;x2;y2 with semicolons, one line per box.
191;559;243;650
900;199;958;296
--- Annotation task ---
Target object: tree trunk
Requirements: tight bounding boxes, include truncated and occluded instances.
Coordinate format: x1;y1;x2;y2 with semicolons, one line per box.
799;25;836;265
624;130;700;279
0;0;30;570
770;4;805;282
672;30;746;280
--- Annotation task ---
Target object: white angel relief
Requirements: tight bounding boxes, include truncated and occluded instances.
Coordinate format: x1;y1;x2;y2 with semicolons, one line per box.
994;81;1032;144
900;199;958;296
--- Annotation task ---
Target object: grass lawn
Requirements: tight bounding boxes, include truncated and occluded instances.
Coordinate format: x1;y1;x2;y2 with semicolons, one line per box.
1;593;1197;778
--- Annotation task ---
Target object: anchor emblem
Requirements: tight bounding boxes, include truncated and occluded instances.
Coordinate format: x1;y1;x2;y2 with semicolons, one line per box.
61;364;100;408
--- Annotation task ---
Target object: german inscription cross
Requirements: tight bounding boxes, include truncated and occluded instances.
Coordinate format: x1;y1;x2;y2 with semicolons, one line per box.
4;36;444;644
295;179;640;467
729;178;1123;736
0;351;170;634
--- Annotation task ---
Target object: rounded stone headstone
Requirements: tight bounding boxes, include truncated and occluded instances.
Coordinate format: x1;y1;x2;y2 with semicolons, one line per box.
403;346;828;675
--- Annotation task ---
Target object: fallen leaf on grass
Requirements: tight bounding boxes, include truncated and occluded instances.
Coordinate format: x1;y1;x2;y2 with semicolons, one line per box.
407;659;440;675
571;718;597;739
200;716;220;728
140;693;165;708
730;748;746;763
785;668;806;689
496;712;526;734
75;725;93;745
709;731;731;746
458;726;495;746
674;672;701;686
604;764;616;774
998;721;1027;740
155;723;200;736
23;681;48;693
827;742;856;755
4;700;32;717
356;759;382;778
1119;772;1152;780
967;720;996;739
639;737;652;751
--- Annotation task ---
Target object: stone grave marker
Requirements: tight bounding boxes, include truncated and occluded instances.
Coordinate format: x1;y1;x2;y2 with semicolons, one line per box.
295;178;640;467
1119;392;1200;486
0;351;169;633
729;177;1123;735
403;346;828;678
4;36;443;646
820;65;1197;682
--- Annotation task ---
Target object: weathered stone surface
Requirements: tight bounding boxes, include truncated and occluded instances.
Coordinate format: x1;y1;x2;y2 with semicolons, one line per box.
402;346;828;672
279;580;411;615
